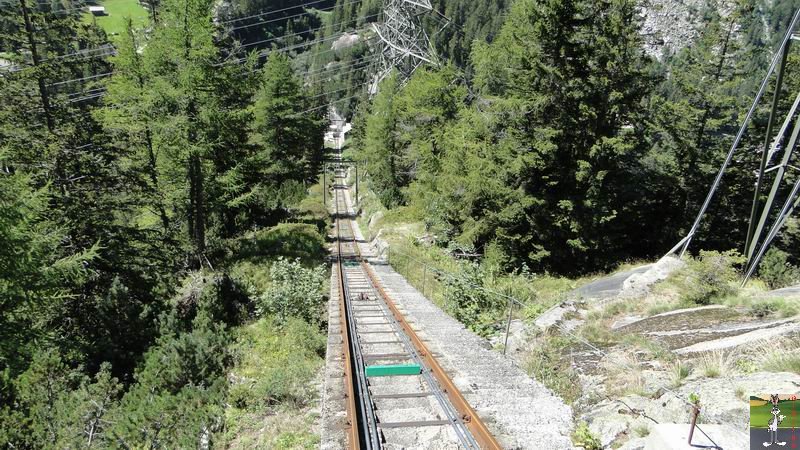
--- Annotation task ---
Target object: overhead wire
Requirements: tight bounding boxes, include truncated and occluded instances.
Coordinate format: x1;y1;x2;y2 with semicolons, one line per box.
237;14;376;50
225;0;363;33
221;0;333;25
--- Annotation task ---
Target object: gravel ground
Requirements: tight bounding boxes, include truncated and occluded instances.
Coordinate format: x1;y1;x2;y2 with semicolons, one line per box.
320;271;347;450
368;264;576;449
323;184;576;449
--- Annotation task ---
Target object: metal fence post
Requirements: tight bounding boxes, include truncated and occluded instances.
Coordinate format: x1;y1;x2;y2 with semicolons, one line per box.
503;299;514;356
422;265;427;297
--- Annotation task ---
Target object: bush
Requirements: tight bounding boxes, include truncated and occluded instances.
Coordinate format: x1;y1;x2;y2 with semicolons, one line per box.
258;257;326;325
442;262;501;337
237;223;326;266
680;250;745;305
227;317;325;410
572;421;601;450
759;248;800;289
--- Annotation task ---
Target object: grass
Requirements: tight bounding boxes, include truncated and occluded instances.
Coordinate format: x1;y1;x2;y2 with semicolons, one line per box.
601;349;647;396
760;344;800;374
221;317;325;448
696;351;732;378
722;295;800;319
668;360;690;387
523;334;583;405
82;0;149;38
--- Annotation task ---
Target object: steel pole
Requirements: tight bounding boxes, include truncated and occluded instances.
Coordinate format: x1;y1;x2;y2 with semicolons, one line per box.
746;41;792;260
676;9;800;257
503;299;514;356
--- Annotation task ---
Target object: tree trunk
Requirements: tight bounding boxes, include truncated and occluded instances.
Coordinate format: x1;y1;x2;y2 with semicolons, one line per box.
144;126;170;234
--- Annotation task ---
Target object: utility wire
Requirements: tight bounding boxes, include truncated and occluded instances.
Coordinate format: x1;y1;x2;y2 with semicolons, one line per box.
228;26;370;66
304;53;376;76
238;14;376;50
222;0;334;25
226;0;363;33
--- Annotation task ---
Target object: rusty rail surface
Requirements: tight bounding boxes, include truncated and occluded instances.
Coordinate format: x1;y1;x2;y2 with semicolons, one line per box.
334;195;362;449
332;171;501;449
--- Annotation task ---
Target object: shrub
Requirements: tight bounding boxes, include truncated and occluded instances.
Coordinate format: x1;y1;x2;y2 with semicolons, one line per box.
759;248;800;289
442;262;501;337
228;317;325;410
259;257;326;325
681;250;745;305
572;421;601;450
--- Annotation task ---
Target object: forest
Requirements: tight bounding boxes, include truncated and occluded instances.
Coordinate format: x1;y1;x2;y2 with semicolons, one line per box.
1;0;330;446
2;0;800;447
349;0;800;275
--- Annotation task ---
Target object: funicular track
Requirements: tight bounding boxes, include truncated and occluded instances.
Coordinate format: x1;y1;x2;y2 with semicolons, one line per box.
332;164;501;450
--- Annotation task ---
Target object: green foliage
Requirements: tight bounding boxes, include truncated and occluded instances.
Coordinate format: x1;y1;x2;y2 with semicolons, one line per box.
110;312;231;448
572;421;601;450
236;223;327;266
678;250;746;305
759;248;800;289
362;73;403;208
227;317;324;411
441;262;501;337
259;257;326;325
0;171;98;377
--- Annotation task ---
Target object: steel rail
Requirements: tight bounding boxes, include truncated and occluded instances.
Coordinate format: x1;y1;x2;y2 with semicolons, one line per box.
332;166;500;449
335;238;361;449
334;176;379;449
361;261;501;450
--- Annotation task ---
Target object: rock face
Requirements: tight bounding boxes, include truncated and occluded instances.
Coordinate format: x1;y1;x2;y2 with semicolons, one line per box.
638;0;736;58
620;256;684;299
645;423;748;449
581;372;800;449
331;33;360;51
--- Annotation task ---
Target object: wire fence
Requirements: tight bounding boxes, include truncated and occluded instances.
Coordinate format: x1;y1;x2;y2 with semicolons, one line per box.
382;241;726;447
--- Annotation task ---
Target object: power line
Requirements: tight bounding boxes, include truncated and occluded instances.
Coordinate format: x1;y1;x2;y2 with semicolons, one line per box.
226;0;363;33
238;14;376;50
221;0;333;25
289;90;366;118
228;26;369;66
47;71;114;87
304;53;376;77
304;58;376;84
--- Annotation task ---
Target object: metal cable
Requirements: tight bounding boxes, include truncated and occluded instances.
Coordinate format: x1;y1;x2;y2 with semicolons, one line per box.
221;0;332;25
226;0;363;33
675;7;800;258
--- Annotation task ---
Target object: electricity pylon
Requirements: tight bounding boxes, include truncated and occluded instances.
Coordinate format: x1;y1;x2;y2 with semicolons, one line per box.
370;0;439;94
668;8;800;285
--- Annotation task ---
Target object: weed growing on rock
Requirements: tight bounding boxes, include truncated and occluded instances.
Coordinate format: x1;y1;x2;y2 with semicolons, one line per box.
633;423;651;437
523;334;582;404
572;421;602;450
696;351;732;378
757;339;800;374
669;360;690;387
601;350;646;396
